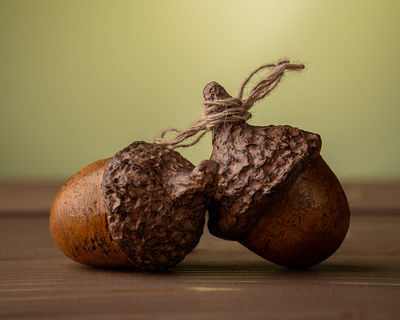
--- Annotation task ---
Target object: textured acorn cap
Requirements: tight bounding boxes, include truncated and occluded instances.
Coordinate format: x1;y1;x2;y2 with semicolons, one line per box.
102;141;217;270
204;82;322;240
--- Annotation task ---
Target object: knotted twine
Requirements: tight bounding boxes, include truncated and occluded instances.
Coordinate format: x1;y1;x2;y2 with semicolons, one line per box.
153;59;305;149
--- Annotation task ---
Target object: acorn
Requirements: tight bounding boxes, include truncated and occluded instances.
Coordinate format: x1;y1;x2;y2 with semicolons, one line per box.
50;141;219;270
204;81;350;268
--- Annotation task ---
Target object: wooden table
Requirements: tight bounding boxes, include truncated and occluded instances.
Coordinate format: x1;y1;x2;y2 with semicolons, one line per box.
0;183;399;319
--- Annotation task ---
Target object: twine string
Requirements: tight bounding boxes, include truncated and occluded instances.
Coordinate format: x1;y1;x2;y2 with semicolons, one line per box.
153;59;305;149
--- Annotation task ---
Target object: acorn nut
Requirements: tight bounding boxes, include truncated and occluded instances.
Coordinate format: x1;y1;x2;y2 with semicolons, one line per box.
204;82;350;269
50;141;219;270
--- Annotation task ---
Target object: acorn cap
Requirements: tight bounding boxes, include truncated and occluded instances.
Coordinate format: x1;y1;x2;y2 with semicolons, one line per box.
205;82;322;239
102;141;209;270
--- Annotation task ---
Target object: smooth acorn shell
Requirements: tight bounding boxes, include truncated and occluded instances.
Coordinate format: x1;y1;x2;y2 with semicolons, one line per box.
239;155;350;268
50;158;131;267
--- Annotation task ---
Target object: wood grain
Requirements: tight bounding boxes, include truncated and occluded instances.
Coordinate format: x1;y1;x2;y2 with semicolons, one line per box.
0;211;399;319
1;181;399;215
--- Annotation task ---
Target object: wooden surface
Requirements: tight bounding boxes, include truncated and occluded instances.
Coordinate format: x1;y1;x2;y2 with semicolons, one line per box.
0;183;400;319
2;181;400;213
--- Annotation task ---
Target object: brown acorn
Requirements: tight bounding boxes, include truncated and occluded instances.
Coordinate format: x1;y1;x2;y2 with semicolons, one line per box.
204;82;350;268
50;141;218;270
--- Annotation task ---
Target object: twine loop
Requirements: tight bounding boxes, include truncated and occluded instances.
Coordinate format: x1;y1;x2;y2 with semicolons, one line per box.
154;59;304;149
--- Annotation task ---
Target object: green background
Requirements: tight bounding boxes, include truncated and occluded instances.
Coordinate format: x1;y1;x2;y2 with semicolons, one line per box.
1;0;399;181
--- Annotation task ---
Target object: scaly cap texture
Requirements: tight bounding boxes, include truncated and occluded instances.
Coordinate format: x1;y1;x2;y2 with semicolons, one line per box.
102;141;217;270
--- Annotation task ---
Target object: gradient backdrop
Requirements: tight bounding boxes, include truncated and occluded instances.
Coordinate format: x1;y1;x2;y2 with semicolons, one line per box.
1;0;399;181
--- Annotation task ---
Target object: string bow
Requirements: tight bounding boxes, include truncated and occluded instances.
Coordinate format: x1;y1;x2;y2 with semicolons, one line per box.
154;59;305;149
